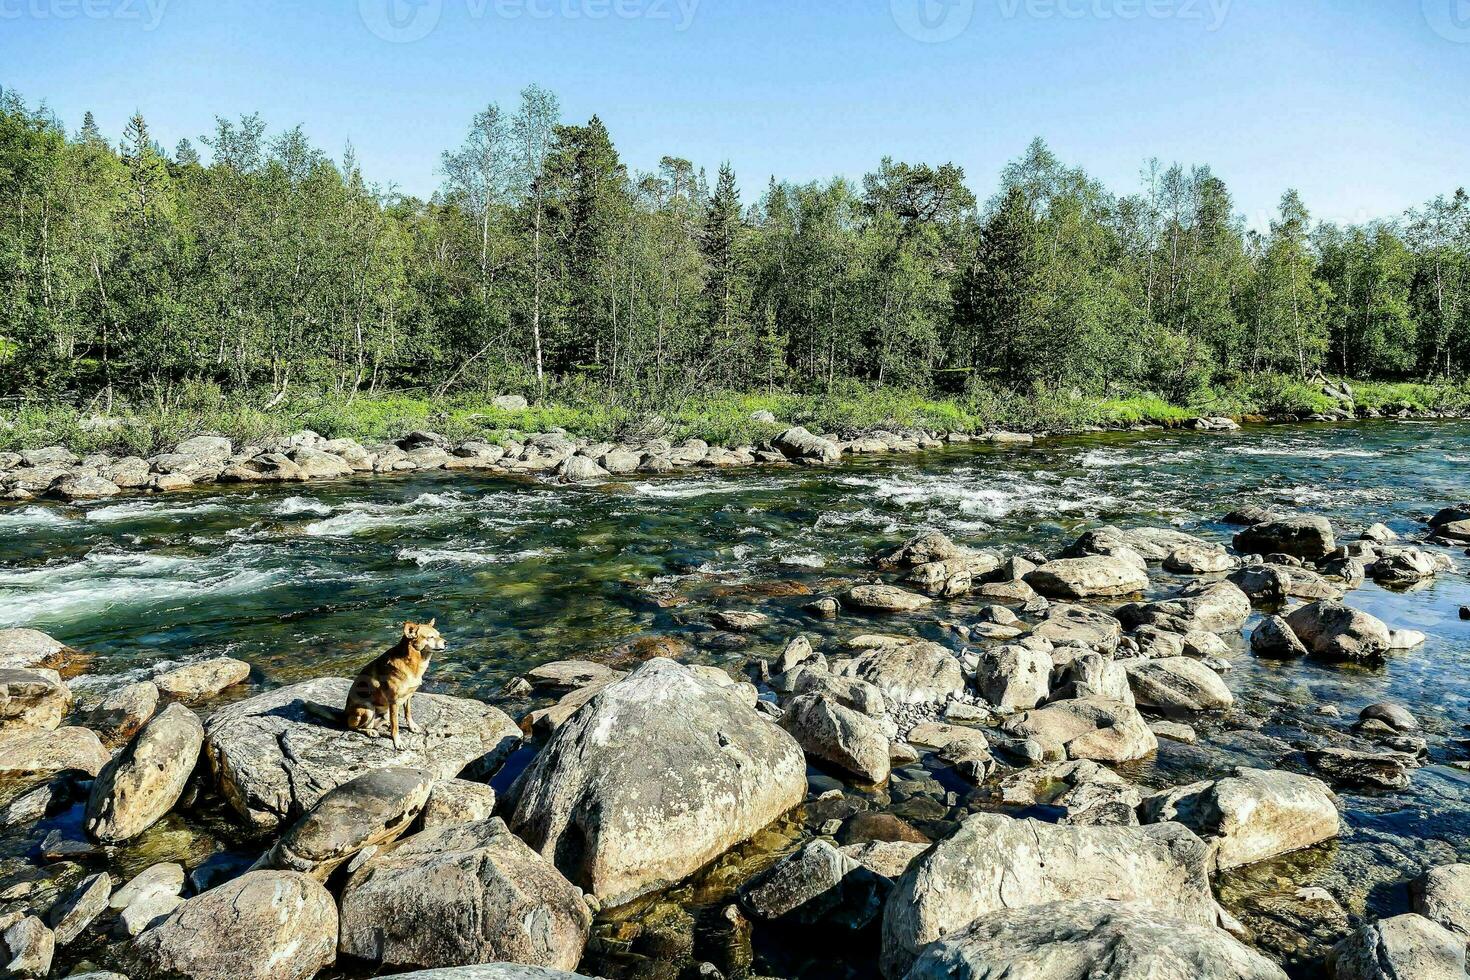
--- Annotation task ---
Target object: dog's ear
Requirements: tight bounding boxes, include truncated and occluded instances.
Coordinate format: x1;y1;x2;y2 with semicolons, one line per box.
427;617;436;628
403;622;419;638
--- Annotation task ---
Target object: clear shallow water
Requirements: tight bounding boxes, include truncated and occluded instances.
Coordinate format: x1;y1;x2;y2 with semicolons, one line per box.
4;420;1470;976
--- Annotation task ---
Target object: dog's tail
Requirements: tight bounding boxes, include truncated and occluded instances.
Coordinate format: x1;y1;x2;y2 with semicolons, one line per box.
302;701;345;727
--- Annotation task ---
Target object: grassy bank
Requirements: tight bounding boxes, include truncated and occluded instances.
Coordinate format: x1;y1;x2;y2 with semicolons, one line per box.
3;376;1468;458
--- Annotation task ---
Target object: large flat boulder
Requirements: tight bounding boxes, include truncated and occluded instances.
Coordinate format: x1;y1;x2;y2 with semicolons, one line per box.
0;727;109;782
339;818;591;972
1025;556;1148;599
880;813;1215;977
127;871;338;980
204;678;520;830
905;899;1288;980
0;629;66;669
506;659;806;906
1141;768;1339;870
1413;864;1470;940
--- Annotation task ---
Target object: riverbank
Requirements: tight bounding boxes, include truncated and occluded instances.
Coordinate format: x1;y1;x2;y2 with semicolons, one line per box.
4;376;1468;460
3;377;1467;506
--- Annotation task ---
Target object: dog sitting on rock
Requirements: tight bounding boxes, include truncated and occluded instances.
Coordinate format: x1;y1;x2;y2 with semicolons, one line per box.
344;619;446;748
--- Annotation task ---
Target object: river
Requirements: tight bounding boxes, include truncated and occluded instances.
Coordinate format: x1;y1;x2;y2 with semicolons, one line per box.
3;419;1469;977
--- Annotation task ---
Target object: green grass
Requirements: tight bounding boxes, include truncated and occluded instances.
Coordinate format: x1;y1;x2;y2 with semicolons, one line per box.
2;375;1466;458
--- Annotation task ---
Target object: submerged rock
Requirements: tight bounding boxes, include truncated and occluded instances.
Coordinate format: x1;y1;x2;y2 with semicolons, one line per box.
204;677;520;830
506;659;806;906
339;818;591;972
127;871;338;980
905;899;1289;980
739;838;887;930
880;813;1215;977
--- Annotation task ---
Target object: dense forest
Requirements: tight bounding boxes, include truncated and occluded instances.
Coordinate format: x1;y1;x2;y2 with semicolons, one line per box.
2;82;1469;415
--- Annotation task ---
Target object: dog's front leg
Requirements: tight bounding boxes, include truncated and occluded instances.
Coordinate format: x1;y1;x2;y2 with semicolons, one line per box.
404;694;422;734
389;697;402;749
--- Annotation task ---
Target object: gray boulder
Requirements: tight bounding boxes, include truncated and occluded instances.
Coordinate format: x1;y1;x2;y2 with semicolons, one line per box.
86;703;204;843
1140;768;1339;870
1285;601;1392;662
506;659;806;906
1251;615;1308;659
1164;543;1234;574
0;726;109;782
1116;581;1251;634
841;583;934;614
833;640;966;705
877;532;971;570
128;871;337;980
383;968;595;980
111;862;186;937
259;767;434;879
204;677;520;830
1412;864;1470;940
154;657;250;698
1001;698;1157;762
556;455;610;484
772;426;841;463
420;778;498;830
0;914;53;978
880;813;1215;977
781;693;891;783
1234;517;1336;561
787;666;886;717
47;871;111;945
0;668;71;731
1025;556;1148;599
1327;913;1465;980
1031;604;1123;653
0;629;65;669
339;818;591;971
1125;658;1234;714
904;899;1288;980
974;645;1051;712
80;680;159;745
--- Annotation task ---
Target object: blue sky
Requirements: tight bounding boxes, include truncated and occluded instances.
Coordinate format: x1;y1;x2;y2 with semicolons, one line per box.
3;0;1467;228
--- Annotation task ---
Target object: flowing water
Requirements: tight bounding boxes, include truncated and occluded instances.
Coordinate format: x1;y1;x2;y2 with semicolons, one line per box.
3;420;1470;977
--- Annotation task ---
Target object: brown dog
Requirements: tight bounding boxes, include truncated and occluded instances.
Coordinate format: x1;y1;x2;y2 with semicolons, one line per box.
344;619;447;748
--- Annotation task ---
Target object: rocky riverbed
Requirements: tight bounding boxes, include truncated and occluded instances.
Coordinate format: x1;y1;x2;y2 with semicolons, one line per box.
0;421;1469;979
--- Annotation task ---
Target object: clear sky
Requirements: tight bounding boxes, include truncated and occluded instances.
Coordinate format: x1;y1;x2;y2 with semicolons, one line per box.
3;0;1467;228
